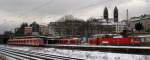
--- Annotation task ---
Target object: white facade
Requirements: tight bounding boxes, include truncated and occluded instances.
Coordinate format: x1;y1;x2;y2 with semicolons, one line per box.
115;21;126;33
129;15;150;32
96;18;126;33
48;22;56;36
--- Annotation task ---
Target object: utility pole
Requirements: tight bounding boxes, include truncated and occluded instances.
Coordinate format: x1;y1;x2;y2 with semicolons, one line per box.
126;9;129;29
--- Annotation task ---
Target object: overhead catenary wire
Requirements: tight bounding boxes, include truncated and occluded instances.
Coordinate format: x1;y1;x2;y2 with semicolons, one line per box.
64;0;113;19
17;0;123;22
13;0;56;25
27;0;109;20
16;0;55;19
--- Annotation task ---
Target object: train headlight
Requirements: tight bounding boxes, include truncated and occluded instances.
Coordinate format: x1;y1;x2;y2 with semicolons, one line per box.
131;39;134;42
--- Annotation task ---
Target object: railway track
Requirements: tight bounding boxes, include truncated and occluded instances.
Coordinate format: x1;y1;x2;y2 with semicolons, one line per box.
0;47;84;60
44;44;150;55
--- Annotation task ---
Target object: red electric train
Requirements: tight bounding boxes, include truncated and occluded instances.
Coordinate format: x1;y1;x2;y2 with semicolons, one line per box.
7;35;150;46
88;37;141;45
59;37;80;45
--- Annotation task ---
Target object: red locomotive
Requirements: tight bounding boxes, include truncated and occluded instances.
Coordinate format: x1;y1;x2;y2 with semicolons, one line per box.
88;37;141;45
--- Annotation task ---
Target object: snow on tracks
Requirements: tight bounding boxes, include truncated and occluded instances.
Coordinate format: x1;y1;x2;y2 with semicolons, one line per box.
0;47;84;60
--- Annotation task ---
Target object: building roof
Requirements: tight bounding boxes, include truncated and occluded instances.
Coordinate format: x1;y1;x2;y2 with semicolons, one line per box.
90;18;126;26
130;14;150;22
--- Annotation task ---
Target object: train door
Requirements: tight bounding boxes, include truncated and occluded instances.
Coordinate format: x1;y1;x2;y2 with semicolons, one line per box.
131;37;141;45
144;37;150;46
140;37;145;45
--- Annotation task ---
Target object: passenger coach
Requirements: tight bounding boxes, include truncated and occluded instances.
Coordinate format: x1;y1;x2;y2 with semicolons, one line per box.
7;36;43;46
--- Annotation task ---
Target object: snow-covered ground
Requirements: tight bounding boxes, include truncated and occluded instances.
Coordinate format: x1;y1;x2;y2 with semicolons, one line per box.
49;44;150;49
0;53;19;60
0;45;150;60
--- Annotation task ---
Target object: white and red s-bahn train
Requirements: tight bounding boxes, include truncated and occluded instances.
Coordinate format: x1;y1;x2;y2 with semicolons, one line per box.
7;36;44;46
7;36;80;46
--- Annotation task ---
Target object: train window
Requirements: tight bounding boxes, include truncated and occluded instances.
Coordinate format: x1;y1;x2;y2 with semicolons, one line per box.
133;38;141;41
140;38;145;42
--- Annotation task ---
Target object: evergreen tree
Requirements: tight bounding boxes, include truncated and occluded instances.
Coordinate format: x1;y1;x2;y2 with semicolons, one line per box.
15;23;28;35
135;22;144;32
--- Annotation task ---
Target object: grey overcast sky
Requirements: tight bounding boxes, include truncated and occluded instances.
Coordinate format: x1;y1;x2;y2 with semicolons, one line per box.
0;0;149;33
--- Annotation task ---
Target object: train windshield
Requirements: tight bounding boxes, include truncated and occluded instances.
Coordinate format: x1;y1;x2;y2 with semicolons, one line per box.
134;38;140;41
140;38;145;42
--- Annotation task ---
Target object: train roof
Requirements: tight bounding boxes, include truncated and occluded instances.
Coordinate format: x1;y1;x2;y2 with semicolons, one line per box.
13;36;39;39
46;37;60;38
137;35;150;37
93;34;119;37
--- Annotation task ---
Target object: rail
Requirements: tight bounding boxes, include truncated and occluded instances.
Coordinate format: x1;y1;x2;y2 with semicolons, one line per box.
0;47;84;60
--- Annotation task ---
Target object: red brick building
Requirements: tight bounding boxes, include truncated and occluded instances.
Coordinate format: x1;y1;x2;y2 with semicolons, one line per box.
24;27;32;35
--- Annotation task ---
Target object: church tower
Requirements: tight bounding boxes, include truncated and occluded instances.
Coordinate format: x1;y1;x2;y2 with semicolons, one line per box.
103;7;109;22
114;6;118;22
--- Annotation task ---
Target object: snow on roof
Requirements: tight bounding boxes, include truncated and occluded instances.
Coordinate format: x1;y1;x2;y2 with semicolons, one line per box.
93;34;119;36
130;15;150;22
93;18;125;25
